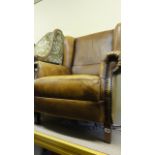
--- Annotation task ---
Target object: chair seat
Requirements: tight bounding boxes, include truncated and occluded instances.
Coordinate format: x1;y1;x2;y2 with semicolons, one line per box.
34;75;100;101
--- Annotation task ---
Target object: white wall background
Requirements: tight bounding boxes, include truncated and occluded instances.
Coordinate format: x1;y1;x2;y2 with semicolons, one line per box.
34;0;121;42
34;0;121;124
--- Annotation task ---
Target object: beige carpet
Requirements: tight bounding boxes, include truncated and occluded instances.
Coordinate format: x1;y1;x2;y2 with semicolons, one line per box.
34;114;121;155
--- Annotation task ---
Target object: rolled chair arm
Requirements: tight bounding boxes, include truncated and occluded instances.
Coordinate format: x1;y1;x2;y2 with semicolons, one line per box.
34;55;38;62
34;61;71;78
104;51;121;74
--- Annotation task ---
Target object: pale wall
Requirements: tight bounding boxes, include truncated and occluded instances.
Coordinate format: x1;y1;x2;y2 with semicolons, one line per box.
34;0;121;42
34;0;121;124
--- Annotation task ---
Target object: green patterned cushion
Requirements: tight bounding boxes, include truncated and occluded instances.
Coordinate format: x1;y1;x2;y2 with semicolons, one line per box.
34;29;64;64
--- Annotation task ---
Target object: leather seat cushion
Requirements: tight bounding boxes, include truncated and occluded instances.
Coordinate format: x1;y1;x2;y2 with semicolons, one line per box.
34;75;100;101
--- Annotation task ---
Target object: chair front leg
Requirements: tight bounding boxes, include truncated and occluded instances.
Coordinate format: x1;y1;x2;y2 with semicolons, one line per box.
103;63;113;143
103;124;112;143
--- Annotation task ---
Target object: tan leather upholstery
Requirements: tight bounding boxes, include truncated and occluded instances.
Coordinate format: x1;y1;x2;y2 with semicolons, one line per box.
35;97;104;122
35;75;100;101
72;30;113;75
35;61;70;78
63;36;75;69
34;23;121;143
113;23;121;51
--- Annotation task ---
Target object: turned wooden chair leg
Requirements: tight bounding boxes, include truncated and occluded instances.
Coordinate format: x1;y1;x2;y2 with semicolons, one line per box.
34;112;41;124
103;125;112;143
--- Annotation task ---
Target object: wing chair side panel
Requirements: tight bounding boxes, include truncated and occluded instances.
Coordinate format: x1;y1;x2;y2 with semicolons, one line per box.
113;23;121;51
63;36;75;70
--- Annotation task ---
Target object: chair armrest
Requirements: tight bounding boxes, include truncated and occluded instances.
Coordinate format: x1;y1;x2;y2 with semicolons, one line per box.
100;51;121;132
34;61;71;78
104;51;121;74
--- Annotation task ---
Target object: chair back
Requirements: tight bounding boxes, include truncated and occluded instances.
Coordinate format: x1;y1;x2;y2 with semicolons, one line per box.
63;23;121;75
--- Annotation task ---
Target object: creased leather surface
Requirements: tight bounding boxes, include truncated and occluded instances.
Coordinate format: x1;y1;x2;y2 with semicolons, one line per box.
72;63;101;75
72;30;113;75
34;75;100;101
63;36;75;69
34;97;104;122
35;61;70;78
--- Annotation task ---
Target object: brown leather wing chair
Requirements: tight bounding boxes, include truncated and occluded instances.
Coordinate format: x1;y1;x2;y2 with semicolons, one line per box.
34;23;121;143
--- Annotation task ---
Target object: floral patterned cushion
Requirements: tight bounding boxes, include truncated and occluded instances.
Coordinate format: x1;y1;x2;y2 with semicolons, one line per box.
34;29;64;64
